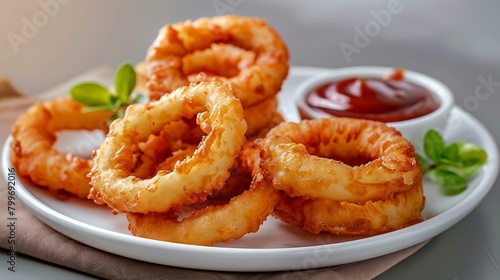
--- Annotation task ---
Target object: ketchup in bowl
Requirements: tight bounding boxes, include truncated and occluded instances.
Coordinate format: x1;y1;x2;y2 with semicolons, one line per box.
300;68;440;122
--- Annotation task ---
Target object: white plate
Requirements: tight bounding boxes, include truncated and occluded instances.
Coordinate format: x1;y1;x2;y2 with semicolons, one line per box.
2;66;499;272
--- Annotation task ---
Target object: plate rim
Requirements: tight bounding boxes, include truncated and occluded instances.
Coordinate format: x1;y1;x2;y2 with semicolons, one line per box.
2;66;499;272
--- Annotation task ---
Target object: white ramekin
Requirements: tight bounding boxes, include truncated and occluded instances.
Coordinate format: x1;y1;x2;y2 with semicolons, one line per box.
294;66;455;149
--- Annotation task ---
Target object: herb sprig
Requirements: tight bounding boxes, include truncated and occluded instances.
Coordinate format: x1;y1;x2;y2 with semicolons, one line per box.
417;129;487;194
70;62;148;123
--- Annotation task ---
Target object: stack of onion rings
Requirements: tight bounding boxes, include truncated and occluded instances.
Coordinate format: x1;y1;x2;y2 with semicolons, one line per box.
256;118;425;236
9;15;427;246
144;15;289;138
10;98;111;198
88;77;283;245
89;78;247;214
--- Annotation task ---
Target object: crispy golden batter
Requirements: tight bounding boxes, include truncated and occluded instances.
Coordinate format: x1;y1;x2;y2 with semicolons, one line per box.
136;62;280;138
125;111;282;245
126;172;281;246
10;98;111;198
257;118;421;203
181;43;256;79
146;15;289;107
273;175;425;236
255;117;424;236
89;78;247;214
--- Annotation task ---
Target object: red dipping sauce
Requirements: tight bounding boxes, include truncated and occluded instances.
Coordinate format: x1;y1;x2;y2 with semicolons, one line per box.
301;69;440;122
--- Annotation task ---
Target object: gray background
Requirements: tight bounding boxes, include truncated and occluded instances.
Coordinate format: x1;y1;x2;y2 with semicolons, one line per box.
1;0;499;279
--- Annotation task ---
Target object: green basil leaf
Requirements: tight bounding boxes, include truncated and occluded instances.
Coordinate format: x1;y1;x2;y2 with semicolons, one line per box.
111;100;122;110
423;129;445;163
418;129;488;196
114;63;136;104
70;83;112;106
82;104;116;113
131;92;149;104
442;143;460;161
110;94;118;104
456;141;488;167
439;143;463;166
428;169;467;194
446;164;483;180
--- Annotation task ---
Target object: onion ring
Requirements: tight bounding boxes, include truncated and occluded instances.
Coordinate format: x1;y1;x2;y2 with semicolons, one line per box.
272;175;425;236
89;78;247;214
257;118;421;203
126;169;281;246
181;43;256;79
146;15;289;107
10;98;111;198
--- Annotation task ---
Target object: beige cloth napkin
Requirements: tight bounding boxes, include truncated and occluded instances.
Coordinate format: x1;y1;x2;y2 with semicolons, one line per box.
0;76;429;280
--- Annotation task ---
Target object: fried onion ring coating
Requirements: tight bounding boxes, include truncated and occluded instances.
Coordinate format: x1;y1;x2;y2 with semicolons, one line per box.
136;62;280;138
272;175;425;236
126;170;281;246
10;98;111;198
181;43;256;79
146;15;289;107
257;118;421;204
89;78;247;213
125;126;282;245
